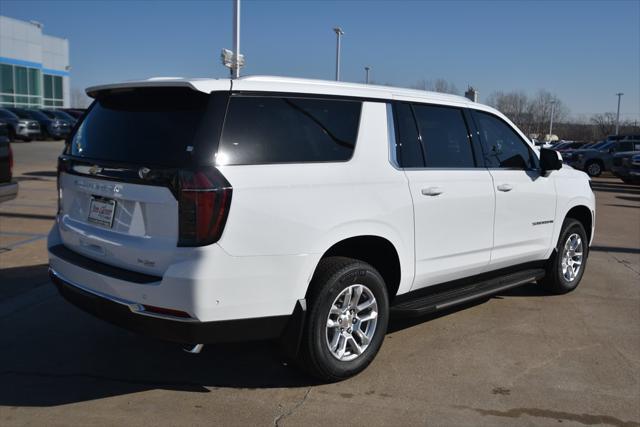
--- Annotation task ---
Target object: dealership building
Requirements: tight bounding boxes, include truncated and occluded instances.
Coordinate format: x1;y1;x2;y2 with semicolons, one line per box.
0;15;70;108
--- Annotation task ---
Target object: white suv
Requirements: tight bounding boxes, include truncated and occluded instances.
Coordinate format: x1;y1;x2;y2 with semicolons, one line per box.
48;76;595;380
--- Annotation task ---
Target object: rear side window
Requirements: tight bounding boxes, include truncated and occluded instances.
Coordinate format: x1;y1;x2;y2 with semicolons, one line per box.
474;111;538;169
412;104;475;168
218;96;361;165
68;87;215;167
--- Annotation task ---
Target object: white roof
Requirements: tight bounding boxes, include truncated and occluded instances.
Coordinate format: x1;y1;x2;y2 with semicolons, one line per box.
87;75;471;104
85;74;530;145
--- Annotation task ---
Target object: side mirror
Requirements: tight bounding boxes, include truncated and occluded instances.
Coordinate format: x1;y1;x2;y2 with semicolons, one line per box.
540;148;562;172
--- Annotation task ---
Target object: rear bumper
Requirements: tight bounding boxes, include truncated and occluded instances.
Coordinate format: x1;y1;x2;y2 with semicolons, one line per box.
0;181;18;202
50;267;290;344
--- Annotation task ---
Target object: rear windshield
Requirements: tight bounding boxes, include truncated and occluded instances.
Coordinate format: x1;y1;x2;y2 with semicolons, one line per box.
68;87;215;167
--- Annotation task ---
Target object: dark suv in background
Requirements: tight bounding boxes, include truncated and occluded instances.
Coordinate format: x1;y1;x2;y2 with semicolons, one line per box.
0;121;18;202
563;137;640;177
7;107;72;140
41;109;78;126
0;108;40;142
612;151;640;184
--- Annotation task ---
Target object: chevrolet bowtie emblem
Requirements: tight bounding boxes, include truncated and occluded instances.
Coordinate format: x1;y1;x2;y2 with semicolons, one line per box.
88;165;102;175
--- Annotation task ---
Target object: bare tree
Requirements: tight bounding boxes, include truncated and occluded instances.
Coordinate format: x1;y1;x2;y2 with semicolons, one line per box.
432;78;459;95
486;90;531;132
410;78;459;95
590;113;617;139
526;90;569;138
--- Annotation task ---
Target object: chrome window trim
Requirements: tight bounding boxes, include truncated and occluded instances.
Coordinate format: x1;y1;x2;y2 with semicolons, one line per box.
386;103;401;170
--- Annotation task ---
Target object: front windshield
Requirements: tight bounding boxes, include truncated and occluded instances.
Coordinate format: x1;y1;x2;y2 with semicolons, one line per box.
9;109;30;119
590;141;610;150
53;110;75;121
26;110;50;121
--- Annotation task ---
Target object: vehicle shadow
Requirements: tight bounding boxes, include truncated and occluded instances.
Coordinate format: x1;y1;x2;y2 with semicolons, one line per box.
0;275;549;407
0;297;321;407
590;181;640;195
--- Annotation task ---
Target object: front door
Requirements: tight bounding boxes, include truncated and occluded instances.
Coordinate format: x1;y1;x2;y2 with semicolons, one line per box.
472;110;557;269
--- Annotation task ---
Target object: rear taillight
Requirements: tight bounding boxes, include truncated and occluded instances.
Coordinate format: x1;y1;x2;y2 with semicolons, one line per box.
178;167;232;247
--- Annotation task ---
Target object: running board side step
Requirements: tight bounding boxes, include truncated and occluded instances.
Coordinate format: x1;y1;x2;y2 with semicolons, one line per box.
390;268;545;317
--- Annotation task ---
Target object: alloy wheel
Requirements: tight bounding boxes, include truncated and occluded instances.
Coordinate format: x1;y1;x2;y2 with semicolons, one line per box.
325;284;378;361
561;233;583;282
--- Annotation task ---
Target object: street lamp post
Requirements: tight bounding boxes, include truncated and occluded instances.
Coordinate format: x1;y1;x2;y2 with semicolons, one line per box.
221;0;244;78
365;66;371;84
333;27;344;81
232;0;241;78
615;92;624;135
549;100;556;141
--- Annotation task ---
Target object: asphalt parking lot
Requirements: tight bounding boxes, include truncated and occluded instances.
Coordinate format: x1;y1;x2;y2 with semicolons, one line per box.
1;140;639;426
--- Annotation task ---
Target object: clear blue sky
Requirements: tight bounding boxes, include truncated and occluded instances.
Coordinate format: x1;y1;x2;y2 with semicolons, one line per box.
2;0;639;120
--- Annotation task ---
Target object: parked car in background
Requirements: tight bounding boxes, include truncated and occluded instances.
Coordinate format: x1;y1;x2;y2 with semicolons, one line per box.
7;108;72;140
554;141;586;153
0;108;40;142
563;138;640;177
41;109;78;126
606;134;640;143
612;151;640;184
0;121;18;202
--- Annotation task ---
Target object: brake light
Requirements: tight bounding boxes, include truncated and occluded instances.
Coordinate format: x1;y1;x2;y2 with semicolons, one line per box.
178;168;232;247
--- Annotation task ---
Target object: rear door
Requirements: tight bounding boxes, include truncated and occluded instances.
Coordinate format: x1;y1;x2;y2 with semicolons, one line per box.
57;85;228;276
396;102;495;289
471;110;556;269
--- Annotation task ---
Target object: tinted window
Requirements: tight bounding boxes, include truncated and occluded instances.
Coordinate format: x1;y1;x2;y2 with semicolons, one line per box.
394;103;424;167
68;87;215;167
25;110;50;121
595;141;613;151
474;111;537;169
0;110;18;120
218;96;361;165
412;104;475;168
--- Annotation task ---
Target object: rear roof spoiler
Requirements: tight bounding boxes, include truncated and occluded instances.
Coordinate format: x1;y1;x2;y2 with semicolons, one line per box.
86;78;231;98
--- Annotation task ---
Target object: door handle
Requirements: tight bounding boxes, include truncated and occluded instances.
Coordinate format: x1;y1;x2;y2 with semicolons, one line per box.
497;184;513;192
421;187;444;196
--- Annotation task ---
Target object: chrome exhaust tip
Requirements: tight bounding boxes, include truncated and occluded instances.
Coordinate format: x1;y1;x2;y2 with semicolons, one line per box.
183;343;204;354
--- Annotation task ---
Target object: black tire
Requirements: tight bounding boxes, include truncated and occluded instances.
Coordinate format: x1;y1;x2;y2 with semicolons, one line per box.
585;160;602;177
298;256;389;381
540;218;589;294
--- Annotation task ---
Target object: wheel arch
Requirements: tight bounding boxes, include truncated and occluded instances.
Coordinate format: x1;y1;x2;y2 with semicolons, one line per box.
310;235;404;302
565;205;593;243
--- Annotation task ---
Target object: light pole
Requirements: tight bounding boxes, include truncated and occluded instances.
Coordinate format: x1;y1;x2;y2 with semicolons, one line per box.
548;100;556;141
333;27;344;81
232;0;241;78
221;0;244;78
364;66;371;84
615;92;624;135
